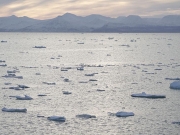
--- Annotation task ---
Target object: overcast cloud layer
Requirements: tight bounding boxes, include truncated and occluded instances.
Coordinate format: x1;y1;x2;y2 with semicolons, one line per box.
0;0;180;19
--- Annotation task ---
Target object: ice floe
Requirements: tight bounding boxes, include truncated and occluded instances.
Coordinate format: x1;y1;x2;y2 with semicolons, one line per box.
62;91;72;95
76;114;96;119
43;82;56;85
170;81;180;89
16;95;33;100
47;116;66;122
172;122;180;125
116;111;134;117
33;46;46;48
18;85;30;89
165;78;180;80
2;107;27;112
131;92;166;98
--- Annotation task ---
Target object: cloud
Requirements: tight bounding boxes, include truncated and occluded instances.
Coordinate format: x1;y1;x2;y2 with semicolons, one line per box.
0;0;180;19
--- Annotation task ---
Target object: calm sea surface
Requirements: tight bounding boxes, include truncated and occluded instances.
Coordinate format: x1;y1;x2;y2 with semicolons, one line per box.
0;33;180;135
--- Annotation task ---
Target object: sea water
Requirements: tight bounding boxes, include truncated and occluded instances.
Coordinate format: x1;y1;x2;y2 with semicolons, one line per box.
0;33;180;135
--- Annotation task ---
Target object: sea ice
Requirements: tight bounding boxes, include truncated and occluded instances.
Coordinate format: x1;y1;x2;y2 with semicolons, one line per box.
131;92;166;98
116;111;134;117
47;116;66;122
16;95;33;100
2;107;27;112
62;91;72;95
76;114;96;119
170;81;180;89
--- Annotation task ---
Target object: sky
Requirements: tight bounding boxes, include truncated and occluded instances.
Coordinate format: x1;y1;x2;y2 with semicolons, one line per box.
0;0;180;19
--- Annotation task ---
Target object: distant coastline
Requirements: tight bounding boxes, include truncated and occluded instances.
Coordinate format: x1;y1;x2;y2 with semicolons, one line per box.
0;13;180;33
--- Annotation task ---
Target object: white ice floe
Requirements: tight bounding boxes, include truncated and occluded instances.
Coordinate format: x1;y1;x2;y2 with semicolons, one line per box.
170;81;180;89
2;107;27;112
172;122;180;125
47;116;66;122
85;73;94;76
43;82;56;85
0;64;7;66
97;89;105;92
76;114;96;119
165;78;180;80
33;46;46;48
9;86;24;90
4;82;12;85
38;94;47;96
131;92;166;98
77;67;84;70
62;91;72;95
89;79;97;81
116;111;134;117
18;85;30;89
2;74;23;79
7;70;16;73
16;95;33;100
0;60;5;62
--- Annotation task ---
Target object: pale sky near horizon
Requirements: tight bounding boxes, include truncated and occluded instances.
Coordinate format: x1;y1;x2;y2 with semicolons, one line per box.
0;0;180;19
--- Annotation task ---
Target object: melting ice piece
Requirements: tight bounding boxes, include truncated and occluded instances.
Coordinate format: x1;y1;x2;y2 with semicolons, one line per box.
131;92;166;98
2;107;27;112
62;91;72;95
33;46;46;48
116;111;134;117
16;95;33;100
170;81;180;89
18;85;30;89
43;82;56;85
47;116;66;122
76;114;96;119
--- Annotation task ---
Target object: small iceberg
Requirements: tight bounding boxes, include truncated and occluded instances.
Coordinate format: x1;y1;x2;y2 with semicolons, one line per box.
43;82;56;85
9;86;24;90
165;78;180;80
97;89;105;92
0;60;5;62
38;94;47;96
47;116;66;122
116;111;134;117
18;85;30;89
2;107;27;112
16;95;33;100
1;40;7;43
170;81;180;89
131;92;166;98
62;91;72;95
89;79;97;81
85;73;94;76
76;114;96;119
77;67;84;70
33;46;46;48
0;64;7;67
172;122;180;125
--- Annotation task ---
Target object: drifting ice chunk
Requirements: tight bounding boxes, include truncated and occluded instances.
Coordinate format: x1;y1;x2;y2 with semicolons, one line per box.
16;95;33;100
131;92;166;98
2;107;27;112
33;46;46;48
43;82;56;85
18;85;30;89
47;116;66;122
76;114;96;119
116;111;134;117
170;81;180;89
62;91;72;95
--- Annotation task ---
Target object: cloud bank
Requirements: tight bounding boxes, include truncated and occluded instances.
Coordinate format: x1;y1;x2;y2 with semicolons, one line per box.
0;0;180;19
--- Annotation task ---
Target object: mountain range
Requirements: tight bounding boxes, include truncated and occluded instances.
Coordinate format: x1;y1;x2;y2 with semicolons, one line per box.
0;13;180;32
